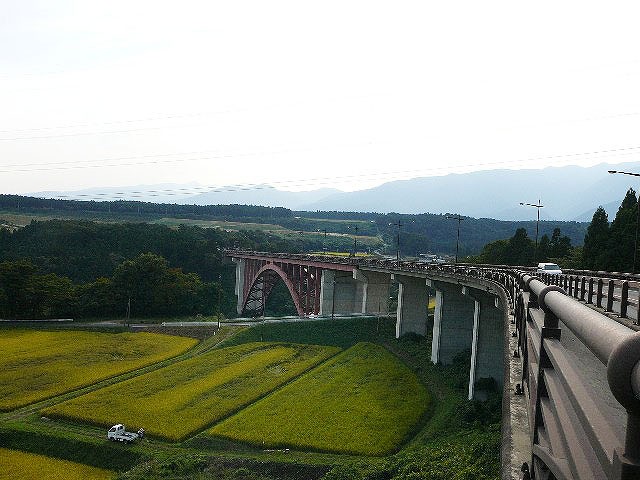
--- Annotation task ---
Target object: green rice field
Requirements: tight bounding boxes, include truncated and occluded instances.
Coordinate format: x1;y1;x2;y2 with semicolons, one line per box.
209;342;430;455
0;448;115;480
43;342;340;441
0;330;197;411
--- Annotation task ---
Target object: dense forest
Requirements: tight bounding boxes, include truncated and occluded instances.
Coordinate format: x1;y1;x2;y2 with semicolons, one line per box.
0;220;303;320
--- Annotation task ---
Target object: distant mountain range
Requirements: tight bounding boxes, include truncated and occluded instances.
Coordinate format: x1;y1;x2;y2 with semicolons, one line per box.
32;161;640;221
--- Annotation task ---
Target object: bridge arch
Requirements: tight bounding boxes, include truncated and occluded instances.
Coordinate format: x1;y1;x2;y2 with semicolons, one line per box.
241;263;306;317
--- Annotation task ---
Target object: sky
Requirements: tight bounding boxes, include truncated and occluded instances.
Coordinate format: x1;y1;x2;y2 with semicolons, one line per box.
2;1;640;198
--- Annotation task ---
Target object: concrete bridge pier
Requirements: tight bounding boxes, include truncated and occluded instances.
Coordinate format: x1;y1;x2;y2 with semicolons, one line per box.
233;257;247;315
354;270;391;315
392;274;429;338
320;269;391;316
429;280;504;400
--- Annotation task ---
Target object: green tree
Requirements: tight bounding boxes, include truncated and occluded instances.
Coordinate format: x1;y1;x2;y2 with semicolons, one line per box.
607;189;638;272
26;273;76;319
538;234;551;261
474;239;508;264
505;228;534;266
76;277;117;318
583;206;610;270
110;253;216;318
0;260;37;318
549;227;572;259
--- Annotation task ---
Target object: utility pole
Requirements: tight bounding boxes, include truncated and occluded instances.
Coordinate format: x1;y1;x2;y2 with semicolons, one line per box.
217;274;222;319
348;225;359;256
445;214;464;263
389;221;403;261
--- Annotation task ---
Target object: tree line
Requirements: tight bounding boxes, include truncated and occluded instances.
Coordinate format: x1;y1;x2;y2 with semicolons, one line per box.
0;194;292;220
582;188;640;272
0;254;218;320
469;188;640;272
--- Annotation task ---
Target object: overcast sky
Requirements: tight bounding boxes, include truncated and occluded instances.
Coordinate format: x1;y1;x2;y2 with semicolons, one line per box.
2;1;640;197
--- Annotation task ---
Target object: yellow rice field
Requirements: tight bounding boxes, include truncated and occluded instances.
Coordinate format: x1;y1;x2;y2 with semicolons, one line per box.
43;342;339;441
0;330;197;411
209;342;430;455
0;448;114;480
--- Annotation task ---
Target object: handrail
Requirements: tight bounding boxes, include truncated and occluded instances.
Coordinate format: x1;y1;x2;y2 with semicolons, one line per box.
520;273;640;479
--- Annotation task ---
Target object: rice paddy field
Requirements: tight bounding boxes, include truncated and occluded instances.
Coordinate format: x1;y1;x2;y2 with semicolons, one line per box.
0;448;115;480
42;342;340;441
209;342;430;455
0;330;197;411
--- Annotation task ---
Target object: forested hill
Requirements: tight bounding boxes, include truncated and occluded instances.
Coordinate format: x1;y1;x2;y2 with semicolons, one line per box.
1;194;588;256
0;220;294;284
0;194;292;220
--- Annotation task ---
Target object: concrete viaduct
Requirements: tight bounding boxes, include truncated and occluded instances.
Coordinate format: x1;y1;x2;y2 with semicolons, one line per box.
226;250;640;480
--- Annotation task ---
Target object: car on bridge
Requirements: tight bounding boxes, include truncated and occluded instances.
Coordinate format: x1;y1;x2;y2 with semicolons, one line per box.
536;262;562;275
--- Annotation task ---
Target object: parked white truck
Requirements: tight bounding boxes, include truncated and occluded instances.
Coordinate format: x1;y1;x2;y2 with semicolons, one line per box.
107;424;144;443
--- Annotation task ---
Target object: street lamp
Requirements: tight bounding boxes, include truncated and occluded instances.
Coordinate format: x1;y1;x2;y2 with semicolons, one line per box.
608;170;640;273
520;200;544;264
389;221;403;261
445;214;464;264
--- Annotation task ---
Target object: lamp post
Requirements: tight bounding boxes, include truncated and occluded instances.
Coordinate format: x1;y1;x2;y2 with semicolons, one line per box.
608;170;640;273
389;221;403;261
520;200;544;264
445;214;464;264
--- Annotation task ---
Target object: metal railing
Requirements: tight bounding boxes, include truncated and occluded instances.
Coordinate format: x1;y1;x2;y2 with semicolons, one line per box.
535;271;640;328
515;274;640;479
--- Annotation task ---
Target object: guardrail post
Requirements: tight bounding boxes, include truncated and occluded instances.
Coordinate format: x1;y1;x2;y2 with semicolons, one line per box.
580;277;586;301
607;279;615;312
621;281;629;319
597;278;604;308
588;278;595;304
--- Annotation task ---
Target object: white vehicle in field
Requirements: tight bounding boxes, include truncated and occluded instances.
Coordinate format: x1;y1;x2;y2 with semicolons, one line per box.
107;424;144;443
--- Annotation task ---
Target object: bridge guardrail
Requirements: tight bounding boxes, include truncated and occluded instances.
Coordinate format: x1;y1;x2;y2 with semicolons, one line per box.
517;274;640;479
